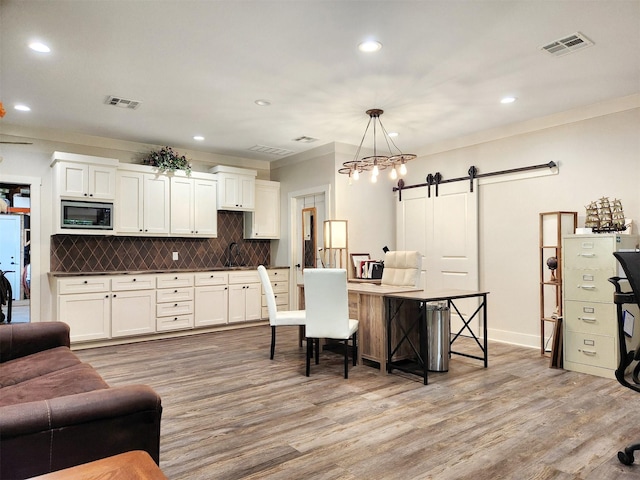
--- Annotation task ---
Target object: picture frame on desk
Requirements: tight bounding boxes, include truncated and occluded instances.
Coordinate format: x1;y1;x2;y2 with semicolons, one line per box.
350;253;370;278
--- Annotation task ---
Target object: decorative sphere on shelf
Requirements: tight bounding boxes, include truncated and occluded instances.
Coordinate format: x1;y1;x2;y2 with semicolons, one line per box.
546;256;558;282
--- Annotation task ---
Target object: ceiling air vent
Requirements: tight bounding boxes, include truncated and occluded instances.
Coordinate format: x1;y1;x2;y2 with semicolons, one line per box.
105;95;141;109
293;136;318;143
248;144;294;156
540;32;594;57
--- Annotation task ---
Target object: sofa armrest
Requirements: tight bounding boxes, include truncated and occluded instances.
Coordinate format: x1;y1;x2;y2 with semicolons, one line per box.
0;322;71;363
0;385;163;479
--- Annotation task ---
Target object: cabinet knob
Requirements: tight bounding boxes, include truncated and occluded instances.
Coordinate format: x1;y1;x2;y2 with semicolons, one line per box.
113;294;117;298
84;280;88;284
89;193;93;197
133;278;136;282
174;303;178;307
174;317;178;321
105;295;109;298
174;276;178;280
139;229;143;232
174;290;178;293
84;193;88;196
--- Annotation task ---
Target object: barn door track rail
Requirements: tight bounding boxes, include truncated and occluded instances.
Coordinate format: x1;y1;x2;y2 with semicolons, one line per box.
393;161;557;201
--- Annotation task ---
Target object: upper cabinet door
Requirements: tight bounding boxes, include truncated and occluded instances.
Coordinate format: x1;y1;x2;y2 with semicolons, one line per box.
143;174;170;234
216;173;255;211
170;177;194;235
116;171;144;234
193;179;217;236
244;180;280;239
89;165;117;199
57;162;116;200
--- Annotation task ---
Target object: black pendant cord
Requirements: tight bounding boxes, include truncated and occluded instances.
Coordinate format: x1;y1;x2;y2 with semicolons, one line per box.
393;161;557;200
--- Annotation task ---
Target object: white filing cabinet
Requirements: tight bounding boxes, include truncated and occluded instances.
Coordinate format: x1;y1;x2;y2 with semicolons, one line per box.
563;234;639;378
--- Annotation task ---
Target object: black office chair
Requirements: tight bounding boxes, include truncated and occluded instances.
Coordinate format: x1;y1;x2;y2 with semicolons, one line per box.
609;251;640;465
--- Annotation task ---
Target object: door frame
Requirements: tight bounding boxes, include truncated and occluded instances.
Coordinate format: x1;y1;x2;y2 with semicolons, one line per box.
288;184;331;309
1;174;41;322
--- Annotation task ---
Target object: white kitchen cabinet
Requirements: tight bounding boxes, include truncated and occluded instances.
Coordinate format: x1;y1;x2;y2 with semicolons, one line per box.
209;165;256;211
51;154;118;200
170;176;217;237
156;273;194;332
111;289;156;337
54;277;112;343
116;168;170;235
228;271;261;323
563;233;639;378
194;272;228;326
244;180;280;239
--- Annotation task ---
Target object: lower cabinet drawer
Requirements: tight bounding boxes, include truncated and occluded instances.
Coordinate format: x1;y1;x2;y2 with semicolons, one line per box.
157;314;194;332
157;287;194;303
564;332;617;369
261;303;290;319
157;301;193;317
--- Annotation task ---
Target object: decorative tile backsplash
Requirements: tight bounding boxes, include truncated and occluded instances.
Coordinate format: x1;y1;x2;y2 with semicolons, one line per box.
50;211;271;272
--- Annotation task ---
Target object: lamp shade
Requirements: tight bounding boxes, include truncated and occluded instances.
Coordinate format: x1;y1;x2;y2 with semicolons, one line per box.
324;220;347;249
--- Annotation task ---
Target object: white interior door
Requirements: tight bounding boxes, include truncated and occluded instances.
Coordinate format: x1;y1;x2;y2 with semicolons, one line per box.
426;180;479;333
0;215;21;300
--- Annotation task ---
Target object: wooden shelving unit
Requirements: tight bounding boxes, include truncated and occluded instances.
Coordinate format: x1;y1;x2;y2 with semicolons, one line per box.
539;211;577;362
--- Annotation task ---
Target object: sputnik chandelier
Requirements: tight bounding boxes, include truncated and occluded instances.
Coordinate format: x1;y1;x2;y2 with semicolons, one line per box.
338;109;416;183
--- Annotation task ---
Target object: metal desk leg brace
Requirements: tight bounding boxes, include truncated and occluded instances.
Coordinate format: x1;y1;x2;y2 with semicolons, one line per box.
448;293;488;367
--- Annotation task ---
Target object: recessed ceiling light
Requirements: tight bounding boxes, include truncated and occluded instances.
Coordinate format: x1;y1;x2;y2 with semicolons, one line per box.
500;96;517;104
358;40;382;53
29;42;50;53
193;135;205;141
388;132;399;138
255;99;271;106
14;104;31;112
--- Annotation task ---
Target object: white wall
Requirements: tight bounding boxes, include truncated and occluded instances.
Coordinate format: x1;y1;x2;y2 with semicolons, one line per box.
401;102;640;348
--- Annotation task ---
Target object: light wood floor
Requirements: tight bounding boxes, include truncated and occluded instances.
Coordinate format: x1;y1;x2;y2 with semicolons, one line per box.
75;326;640;480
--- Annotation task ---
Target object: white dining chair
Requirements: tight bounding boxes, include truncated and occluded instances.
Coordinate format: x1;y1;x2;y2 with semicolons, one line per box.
303;268;358;378
257;265;306;360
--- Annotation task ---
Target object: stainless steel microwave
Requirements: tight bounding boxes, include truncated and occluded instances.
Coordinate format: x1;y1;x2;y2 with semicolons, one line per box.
60;200;113;230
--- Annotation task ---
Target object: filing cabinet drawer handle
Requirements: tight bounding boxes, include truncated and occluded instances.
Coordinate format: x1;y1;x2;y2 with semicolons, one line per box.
578;285;596;290
578;316;597;323
580;349;597;356
578;253;596;257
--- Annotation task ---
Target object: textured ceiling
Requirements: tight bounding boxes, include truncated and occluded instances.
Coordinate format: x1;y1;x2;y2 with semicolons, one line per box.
1;0;639;161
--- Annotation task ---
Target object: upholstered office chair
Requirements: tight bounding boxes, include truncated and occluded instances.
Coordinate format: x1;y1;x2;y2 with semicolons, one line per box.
609;251;640;465
303;268;358;378
257;265;305;360
381;251;422;288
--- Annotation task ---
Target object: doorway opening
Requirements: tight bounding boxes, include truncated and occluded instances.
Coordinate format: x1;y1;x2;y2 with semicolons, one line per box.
0;180;37;323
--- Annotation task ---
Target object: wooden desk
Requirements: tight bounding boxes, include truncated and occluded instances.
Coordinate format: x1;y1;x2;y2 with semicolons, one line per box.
300;282;421;371
29;451;167;480
385;289;489;384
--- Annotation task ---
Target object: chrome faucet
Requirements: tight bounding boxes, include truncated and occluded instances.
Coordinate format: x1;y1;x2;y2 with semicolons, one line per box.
226;242;245;267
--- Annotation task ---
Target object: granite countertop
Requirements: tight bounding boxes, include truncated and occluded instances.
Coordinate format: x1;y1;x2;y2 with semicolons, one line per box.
48;266;289;277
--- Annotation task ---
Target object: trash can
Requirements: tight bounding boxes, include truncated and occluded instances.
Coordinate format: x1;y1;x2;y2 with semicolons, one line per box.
426;302;450;372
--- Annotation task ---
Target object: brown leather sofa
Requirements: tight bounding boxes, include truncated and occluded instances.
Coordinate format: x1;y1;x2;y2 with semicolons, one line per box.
0;322;162;479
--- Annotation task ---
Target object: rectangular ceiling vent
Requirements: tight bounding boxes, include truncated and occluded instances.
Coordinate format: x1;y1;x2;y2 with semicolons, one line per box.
248;144;294;156
293;136;318;143
105;95;141;109
540;32;594;57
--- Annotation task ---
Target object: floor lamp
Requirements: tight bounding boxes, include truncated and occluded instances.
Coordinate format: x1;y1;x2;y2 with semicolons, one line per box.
323;220;348;269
